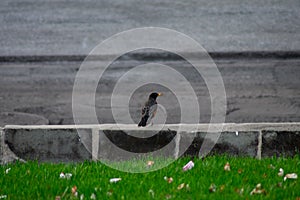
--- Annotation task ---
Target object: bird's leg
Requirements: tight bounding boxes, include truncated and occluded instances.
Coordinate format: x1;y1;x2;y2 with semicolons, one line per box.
146;121;153;127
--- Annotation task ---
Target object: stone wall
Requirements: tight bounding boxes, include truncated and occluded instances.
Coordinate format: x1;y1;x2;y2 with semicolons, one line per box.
1;123;300;163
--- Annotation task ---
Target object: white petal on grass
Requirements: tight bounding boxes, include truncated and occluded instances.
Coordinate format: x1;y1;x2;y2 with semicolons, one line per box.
278;168;284;176
5;168;10;174
182;161;194;171
250;183;266;195
148;189;155;198
147;160;154;167
59;172;65;179
224;162;231;171
209;184;216;193
109;178;122;183
60;172;72;179
80;194;84;200
71;186;78;197
164;176;173;183
90;193;96;199
284;173;298;181
177;183;185;190
65;173;72;179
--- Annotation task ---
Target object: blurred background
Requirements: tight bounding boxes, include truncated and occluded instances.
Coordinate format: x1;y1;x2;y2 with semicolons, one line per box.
0;0;299;125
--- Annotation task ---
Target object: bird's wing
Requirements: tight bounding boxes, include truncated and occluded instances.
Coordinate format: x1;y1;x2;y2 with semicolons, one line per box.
141;105;149;117
148;104;158;120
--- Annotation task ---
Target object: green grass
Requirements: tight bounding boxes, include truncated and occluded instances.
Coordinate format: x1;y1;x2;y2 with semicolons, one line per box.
1;155;300;199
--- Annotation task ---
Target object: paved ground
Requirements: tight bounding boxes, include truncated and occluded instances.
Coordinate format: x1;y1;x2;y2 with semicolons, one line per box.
0;0;300;56
0;1;299;125
0;57;299;125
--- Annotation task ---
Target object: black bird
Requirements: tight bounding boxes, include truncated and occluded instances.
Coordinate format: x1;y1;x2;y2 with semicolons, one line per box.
138;92;162;127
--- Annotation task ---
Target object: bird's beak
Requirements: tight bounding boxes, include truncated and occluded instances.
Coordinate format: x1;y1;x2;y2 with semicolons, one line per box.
158;93;163;96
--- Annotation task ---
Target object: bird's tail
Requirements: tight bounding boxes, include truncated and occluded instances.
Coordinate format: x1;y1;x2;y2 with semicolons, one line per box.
138;116;148;127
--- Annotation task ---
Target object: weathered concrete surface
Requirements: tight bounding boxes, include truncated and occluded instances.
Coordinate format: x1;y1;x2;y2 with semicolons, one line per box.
4;128;91;162
262;131;300;157
95;130;178;161
184;131;259;157
1;123;300;163
0;128;24;164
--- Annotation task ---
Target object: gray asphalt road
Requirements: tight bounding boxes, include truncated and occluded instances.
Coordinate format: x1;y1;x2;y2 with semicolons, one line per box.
0;0;300;56
0;1;299;125
0;57;299;125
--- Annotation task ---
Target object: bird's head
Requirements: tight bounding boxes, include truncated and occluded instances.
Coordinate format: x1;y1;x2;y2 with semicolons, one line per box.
149;92;162;100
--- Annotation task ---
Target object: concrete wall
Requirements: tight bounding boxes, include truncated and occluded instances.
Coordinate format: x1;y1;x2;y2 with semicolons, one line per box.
1;123;300;163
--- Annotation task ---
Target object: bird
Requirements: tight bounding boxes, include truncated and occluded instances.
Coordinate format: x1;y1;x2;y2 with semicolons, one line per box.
138;92;162;127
